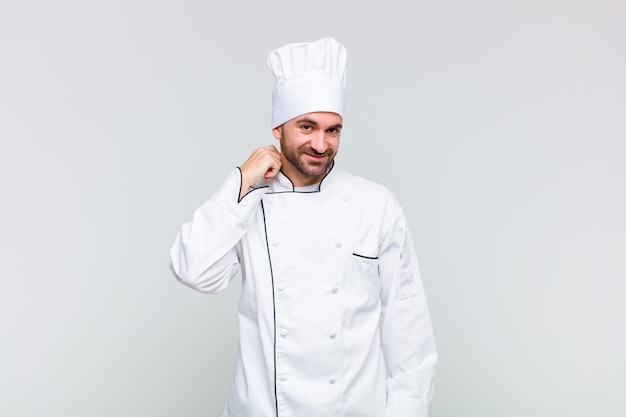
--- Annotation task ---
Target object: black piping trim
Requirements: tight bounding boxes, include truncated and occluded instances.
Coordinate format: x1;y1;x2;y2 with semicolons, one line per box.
247;186;270;197
236;167;244;203
236;167;269;203
272;161;335;194
352;253;379;260
266;190;319;195
260;201;278;416
318;160;335;190
278;169;296;192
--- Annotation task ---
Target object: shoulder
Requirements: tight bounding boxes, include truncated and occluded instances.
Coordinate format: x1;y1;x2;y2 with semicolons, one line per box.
332;169;402;209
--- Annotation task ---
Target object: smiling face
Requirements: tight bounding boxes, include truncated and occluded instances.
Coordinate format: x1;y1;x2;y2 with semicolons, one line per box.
272;112;343;187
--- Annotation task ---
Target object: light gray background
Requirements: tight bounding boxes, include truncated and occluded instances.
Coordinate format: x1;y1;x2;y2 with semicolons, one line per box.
1;1;625;416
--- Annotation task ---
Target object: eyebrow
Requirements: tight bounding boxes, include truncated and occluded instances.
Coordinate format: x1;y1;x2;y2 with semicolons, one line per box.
296;118;319;126
296;118;343;130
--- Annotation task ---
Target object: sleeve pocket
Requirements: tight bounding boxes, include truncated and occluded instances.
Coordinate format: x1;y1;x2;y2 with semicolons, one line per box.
399;282;420;300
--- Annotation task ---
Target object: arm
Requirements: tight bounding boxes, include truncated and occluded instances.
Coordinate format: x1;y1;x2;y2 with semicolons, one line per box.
169;146;282;294
379;207;438;417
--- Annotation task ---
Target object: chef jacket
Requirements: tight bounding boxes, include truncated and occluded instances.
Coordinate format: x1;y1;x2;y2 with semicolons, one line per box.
169;165;437;417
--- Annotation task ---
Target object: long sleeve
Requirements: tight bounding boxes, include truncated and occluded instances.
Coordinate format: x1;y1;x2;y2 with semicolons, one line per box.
378;206;438;417
169;168;268;294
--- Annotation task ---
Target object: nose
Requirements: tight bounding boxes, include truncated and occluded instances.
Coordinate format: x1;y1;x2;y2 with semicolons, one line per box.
310;131;328;154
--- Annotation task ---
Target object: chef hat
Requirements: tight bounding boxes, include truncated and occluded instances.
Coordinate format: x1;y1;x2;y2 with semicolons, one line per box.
267;37;347;128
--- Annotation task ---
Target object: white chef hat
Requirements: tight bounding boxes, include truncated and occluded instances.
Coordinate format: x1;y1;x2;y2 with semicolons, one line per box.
267;37;347;128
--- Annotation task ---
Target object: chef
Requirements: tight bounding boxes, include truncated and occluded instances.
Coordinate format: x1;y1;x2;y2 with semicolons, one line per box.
169;37;437;417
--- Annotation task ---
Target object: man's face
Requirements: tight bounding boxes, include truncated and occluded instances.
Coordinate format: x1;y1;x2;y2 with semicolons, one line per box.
272;112;343;187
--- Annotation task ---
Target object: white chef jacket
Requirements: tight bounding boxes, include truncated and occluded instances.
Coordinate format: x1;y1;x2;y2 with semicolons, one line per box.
169;165;437;417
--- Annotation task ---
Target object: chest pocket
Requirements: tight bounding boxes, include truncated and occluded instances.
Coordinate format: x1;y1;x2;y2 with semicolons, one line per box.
344;248;381;307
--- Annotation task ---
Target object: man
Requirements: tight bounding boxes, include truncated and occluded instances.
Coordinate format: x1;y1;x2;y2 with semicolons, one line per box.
170;37;437;417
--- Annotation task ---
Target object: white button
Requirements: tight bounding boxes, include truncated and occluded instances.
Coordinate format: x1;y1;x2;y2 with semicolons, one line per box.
272;241;279;247
277;284;285;291
264;198;272;204
335;241;342;248
331;288;338;294
342;196;350;202
329;379;336;384
280;329;288;337
280;376;288;382
329;333;337;339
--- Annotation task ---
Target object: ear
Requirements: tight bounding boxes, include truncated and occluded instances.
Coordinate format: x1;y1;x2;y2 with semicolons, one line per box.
272;126;282;140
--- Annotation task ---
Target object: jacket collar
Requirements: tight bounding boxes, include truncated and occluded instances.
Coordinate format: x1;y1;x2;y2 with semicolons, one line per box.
269;162;336;193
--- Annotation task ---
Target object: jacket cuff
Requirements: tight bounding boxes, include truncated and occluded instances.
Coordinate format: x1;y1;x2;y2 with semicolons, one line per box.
210;168;268;226
386;397;431;417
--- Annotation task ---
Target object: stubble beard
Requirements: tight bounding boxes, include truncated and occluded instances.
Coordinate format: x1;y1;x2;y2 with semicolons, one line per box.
280;138;336;179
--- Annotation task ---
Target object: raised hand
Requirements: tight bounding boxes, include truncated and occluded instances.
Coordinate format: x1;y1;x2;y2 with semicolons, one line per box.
239;145;282;200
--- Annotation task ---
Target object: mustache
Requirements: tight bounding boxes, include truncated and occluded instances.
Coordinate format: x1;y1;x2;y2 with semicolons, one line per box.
305;147;332;156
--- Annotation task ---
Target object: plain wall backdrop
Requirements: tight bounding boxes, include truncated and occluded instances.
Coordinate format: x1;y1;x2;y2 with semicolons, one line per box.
1;1;625;416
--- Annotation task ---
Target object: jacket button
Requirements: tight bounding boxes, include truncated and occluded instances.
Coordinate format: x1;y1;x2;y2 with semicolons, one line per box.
329;379;336;384
272;241;280;247
280;329;288;337
277;284;285;291
335;241;342;248
331;288;338;294
329;333;337;339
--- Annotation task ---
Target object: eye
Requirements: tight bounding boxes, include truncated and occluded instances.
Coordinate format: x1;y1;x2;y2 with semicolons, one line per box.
327;127;341;135
301;124;312;131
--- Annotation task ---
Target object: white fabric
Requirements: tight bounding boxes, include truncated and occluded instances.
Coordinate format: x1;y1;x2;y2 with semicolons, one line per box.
170;166;437;417
267;37;347;128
